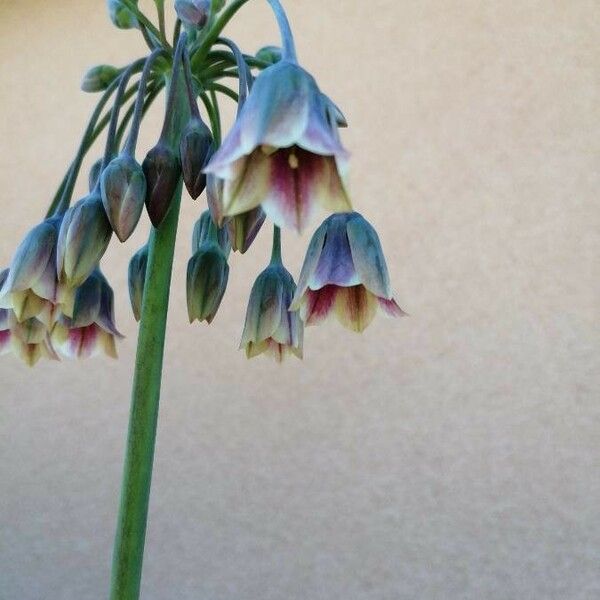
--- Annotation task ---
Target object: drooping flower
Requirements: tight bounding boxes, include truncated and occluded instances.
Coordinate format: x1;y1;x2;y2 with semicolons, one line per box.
128;245;148;322
100;153;147;242
240;257;303;361
290;212;406;332
0;308;58;366
204;60;352;233
180;116;214;200
56;192;113;288
51;269;123;359
186;213;230;324
0;219;62;325
175;0;210;28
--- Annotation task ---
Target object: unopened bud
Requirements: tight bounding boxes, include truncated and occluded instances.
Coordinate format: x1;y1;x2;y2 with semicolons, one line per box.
180;117;214;200
256;46;283;65
175;0;210;28
81;65;120;93
101;153;147;242
128;245;148;322
88;158;104;192
142;143;181;228
56;193;113;288
107;0;139;29
186;243;229;324
192;211;230;255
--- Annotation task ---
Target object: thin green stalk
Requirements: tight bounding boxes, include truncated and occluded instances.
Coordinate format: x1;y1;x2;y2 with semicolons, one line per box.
154;0;168;47
204;82;239;103
109;67;190;600
271;225;282;264
266;0;297;62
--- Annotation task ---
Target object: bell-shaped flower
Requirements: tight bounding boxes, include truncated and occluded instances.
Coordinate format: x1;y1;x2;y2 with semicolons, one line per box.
0;308;11;355
0;218;62;325
187;214;229;324
101;153;147;242
0;308;58;366
51;269;123;359
128;245;148;322
290;212;406;333
240;257;303;362
56;192;113;288
203;60;352;233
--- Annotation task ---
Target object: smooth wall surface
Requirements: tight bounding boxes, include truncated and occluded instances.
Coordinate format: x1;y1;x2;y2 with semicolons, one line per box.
1;1;599;599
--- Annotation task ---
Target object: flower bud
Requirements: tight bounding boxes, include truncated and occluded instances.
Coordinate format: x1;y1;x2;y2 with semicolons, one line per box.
88;158;104;192
128;245;148;322
101;153;147;242
142;143;181;228
227;207;266;254
256;46;283;65
107;0;139;29
180;117;214;200
81;65;120;93
192;211;230;255
56;193;113;288
186;245;229;325
206;173;224;225
175;0;210;28
240;263;303;361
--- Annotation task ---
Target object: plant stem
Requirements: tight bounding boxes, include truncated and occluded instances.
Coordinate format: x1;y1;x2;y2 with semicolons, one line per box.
109;69;190;600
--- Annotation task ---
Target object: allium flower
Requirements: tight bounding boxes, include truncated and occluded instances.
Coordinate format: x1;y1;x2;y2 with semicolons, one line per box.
180;116;213;200
240;261;303;362
0;219;62;325
101;153;147;242
128;245;148;322
107;0;139;29
175;0;210;28
0;308;11;355
290;212;406;332
0;308;58;366
187;213;230;324
56;193;113;288
51;269;123;359
204;60;352;233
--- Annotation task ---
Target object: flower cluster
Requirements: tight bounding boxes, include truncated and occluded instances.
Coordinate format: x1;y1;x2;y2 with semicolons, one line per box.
1;0;405;366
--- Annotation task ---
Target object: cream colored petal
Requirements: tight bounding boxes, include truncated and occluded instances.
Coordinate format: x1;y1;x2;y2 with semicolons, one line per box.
334;286;378;333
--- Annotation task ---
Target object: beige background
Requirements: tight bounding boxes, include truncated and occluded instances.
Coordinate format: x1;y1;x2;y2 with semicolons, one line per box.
1;1;599;598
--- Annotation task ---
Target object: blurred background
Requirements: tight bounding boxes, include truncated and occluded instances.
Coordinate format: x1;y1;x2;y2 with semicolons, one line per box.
0;1;599;599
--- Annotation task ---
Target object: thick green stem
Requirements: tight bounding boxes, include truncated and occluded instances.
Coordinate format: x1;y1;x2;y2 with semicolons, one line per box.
109;69;189;600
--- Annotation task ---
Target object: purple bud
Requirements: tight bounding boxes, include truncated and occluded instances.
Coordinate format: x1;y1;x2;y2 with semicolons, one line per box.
180;117;214;200
175;0;210;28
142;143;181;228
101;153;147;242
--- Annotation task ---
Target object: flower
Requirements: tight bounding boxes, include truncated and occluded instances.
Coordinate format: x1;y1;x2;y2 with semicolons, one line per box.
56;192;113;288
240;263;303;361
180;116;214;200
128;245;148;322
0;309;58;366
290;212;406;332
0;308;11;355
175;0;210;28
51;269;123;359
226;207;267;254
203;60;352;233
81;65;120;93
142;142;182;228
100;153;147;242
107;0;139;29
187;213;230;324
0;219;62;325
